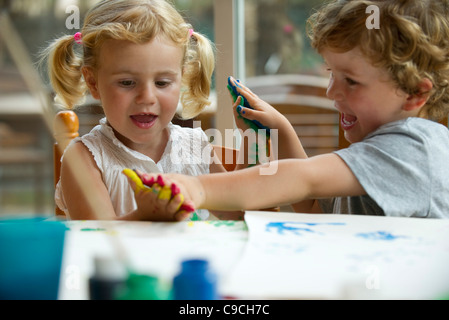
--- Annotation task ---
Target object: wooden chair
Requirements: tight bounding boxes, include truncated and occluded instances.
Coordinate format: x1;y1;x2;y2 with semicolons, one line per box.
53;111;79;216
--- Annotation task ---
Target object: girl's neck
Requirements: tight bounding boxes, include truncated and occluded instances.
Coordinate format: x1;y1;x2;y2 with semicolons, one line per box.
112;125;170;163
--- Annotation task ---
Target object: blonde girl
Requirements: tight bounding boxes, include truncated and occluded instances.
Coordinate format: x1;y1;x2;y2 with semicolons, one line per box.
44;0;241;220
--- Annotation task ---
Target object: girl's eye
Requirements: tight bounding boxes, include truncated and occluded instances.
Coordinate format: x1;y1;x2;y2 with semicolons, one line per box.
155;80;170;88
119;80;135;87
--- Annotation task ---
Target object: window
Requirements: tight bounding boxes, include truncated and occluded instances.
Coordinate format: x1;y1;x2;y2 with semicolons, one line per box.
243;0;325;77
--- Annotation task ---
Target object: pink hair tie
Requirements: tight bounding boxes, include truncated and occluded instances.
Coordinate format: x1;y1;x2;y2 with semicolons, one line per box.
73;32;82;44
188;28;194;37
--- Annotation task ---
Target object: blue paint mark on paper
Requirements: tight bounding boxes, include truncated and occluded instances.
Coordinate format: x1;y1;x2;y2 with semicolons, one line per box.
356;231;408;241
266;221;345;236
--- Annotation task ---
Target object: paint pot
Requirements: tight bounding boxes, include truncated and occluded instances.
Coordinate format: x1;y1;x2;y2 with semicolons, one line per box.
117;272;166;300
172;259;218;300
0;217;66;300
89;256;127;300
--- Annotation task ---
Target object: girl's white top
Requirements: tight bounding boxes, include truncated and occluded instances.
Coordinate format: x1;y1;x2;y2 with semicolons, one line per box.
55;117;212;220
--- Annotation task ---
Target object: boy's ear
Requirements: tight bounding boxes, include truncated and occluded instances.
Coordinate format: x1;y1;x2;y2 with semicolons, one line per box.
82;67;100;100
403;78;433;111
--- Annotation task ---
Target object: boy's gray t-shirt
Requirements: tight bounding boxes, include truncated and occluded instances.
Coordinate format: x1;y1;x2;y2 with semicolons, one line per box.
319;118;449;218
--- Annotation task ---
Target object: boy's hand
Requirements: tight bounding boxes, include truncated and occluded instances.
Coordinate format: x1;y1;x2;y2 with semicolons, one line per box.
228;76;288;131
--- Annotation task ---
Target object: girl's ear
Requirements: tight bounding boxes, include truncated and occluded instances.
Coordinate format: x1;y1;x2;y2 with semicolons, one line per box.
82;67;100;100
403;78;433;111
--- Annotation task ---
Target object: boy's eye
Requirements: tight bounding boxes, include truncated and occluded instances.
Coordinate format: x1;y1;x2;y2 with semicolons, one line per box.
345;77;358;86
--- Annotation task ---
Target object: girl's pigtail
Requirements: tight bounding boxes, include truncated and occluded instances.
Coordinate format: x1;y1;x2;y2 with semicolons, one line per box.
180;31;216;119
44;35;87;109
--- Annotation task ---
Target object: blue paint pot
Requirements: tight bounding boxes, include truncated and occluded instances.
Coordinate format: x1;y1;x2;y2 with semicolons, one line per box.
172;259;218;300
0;216;66;300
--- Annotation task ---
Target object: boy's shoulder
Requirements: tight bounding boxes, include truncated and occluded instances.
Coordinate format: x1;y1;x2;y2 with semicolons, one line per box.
342;117;449;161
369;117;448;141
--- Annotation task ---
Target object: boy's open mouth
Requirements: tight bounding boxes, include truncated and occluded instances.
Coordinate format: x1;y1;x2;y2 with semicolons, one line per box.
340;113;357;130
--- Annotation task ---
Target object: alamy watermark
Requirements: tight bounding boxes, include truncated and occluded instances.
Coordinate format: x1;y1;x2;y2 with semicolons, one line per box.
169;122;279;175
366;5;380;29
65;5;80;30
65;4;381;31
365;265;381;290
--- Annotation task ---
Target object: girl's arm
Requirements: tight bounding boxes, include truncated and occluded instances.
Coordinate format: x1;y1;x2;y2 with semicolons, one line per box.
60;142;117;220
60;142;184;221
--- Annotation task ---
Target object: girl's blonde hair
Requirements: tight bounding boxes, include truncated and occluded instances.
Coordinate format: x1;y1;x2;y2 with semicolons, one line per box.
307;0;449;121
43;0;215;119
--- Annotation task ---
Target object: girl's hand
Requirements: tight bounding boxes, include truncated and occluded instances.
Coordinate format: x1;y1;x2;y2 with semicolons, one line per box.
123;170;194;221
134;186;189;221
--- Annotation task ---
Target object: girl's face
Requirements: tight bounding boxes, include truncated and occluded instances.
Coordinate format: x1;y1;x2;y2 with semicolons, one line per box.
83;37;183;155
322;47;414;143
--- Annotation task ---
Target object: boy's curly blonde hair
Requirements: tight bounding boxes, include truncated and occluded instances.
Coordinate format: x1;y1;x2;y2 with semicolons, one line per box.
307;0;449;121
43;0;215;119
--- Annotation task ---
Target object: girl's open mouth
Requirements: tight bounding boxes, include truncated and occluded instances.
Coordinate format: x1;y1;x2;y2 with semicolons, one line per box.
130;114;157;129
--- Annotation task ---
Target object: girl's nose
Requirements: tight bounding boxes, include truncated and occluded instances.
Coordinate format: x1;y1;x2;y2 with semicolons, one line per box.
136;83;157;105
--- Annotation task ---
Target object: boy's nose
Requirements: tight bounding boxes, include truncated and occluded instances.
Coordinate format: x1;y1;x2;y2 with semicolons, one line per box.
326;76;343;101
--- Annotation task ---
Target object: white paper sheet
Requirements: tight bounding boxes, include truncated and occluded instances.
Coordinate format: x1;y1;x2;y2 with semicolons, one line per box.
222;211;449;299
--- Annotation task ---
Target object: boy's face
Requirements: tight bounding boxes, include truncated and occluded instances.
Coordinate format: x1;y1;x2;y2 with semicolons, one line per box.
83;37;183;154
322;47;414;143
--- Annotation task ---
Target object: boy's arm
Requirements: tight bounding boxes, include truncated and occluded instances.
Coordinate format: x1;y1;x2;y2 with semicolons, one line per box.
172;154;365;212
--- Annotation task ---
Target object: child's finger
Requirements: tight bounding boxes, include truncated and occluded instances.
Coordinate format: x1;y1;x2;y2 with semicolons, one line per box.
236;103;252;118
151;175;172;200
151;184;161;195
158;185;172;200
171;183;181;196
174;200;196;221
122;168;145;192
134;169;156;187
179;201;195;212
229;76;256;98
167;193;184;216
236;103;269;126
